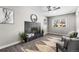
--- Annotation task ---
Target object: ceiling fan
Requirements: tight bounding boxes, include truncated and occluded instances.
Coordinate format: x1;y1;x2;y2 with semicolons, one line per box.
47;6;60;11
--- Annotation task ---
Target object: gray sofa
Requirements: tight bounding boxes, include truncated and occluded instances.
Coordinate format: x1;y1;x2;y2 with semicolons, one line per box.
56;37;79;52
67;38;79;52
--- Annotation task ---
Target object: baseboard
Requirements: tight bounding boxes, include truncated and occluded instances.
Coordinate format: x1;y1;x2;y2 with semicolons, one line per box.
48;33;66;36
0;41;21;49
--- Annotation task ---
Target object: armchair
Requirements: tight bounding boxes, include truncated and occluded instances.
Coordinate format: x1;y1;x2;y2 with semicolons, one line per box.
56;31;78;52
56;38;79;52
56;39;69;52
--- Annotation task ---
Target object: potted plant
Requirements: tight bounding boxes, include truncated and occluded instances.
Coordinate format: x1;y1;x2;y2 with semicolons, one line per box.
69;31;78;38
19;32;28;42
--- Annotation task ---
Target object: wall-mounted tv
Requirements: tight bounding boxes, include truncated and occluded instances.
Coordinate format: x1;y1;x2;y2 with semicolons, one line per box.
24;21;41;33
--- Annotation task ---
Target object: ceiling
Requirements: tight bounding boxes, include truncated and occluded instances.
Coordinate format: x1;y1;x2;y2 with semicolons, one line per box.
39;6;78;17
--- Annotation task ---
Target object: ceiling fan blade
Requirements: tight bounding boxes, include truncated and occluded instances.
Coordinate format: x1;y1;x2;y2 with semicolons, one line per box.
53;7;60;10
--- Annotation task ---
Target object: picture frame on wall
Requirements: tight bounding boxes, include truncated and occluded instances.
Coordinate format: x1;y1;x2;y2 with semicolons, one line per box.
0;8;13;24
44;18;47;24
53;18;66;28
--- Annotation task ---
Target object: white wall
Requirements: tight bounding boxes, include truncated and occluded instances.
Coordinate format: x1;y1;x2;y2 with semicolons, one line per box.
48;13;76;35
0;6;47;49
76;8;79;37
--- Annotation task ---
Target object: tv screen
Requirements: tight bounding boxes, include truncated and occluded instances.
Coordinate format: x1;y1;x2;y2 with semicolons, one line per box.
24;21;41;33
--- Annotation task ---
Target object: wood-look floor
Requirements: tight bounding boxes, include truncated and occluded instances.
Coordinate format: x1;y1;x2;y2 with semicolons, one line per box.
0;35;61;52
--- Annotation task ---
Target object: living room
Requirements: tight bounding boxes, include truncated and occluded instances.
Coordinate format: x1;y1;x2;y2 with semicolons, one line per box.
0;6;79;52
